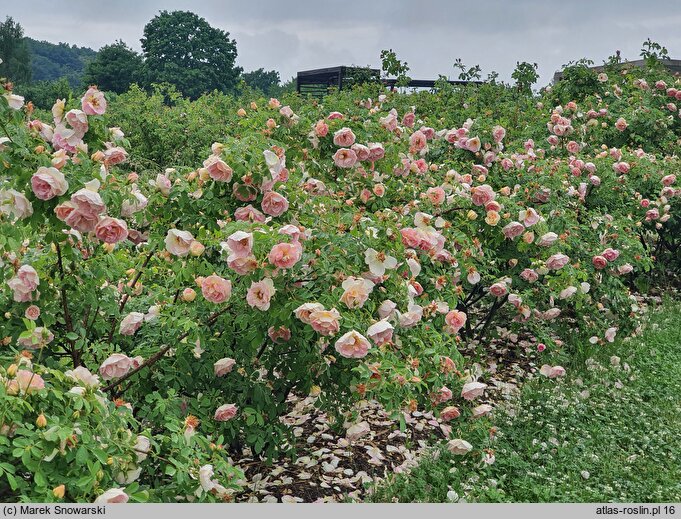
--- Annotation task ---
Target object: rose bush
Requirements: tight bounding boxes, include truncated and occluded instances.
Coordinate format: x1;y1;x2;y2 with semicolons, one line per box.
1;52;680;501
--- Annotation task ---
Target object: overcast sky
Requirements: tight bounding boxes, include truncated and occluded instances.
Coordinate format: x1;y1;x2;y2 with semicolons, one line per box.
3;0;681;86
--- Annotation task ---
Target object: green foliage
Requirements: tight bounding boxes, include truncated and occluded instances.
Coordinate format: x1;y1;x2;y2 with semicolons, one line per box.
82;41;143;94
140;10;242;99
511;61;539;93
242;68;280;96
380;49;411;87
25;38;96;88
454;59;481;82
0;17;31;85
16;78;74;110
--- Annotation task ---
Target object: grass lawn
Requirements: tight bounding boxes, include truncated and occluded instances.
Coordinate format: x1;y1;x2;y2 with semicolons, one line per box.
370;298;681;502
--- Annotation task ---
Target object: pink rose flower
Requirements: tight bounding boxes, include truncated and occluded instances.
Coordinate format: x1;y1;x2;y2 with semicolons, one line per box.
426;187;446;205
227;255;258;275
68;188;105;218
314;120;329;137
592;255;608;269
103;145;127;166
246;278;276;311
431;386;453;404
471;184;496;206
65;109;88;136
332;148;357;168
6;370;45;395
214;403;238;421
444;310;467;333
366;320;393;346
409;130;427;152
165;229;194;257
546;253;570;270
539;365;566;378
234;204;266;222
268;242;302;269
261;191;289;217
502;221;525;240
492;125;506;142
351;143;370;161
461;381;487;401
8;265;40;303
489;282;508;298
402;112;415;127
95;217;128;244
224;231;253;258
309;308;342;336
333;127;356;147
367;143;385;162
25;305;40;321
294;302;325;324
203;156;233;182
601;248;620;262
119;312;144;336
214;358;236;377
81;86;107;115
99;354;134;380
615;117;628;131
201;275;232;304
17;327;54;350
334;330;371;359
520;268;539;283
31;167;69;201
65;209;99;232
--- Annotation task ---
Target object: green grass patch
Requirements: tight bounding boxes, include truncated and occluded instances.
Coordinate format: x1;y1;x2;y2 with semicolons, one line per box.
370;298;681;502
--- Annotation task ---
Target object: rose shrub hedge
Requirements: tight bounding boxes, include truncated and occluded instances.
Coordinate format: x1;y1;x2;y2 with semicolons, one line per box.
1;56;679;501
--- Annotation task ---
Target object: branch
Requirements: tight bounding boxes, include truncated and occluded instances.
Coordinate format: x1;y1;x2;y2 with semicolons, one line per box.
103;305;231;395
55;243;78;365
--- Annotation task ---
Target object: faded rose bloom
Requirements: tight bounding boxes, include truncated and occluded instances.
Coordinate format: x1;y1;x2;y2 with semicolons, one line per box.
615;117;628;131
378;300;398;319
0;189;33;220
119;312;144;336
662;174;676;186
432;386;453;404
440;406;461;421
334;330;371;359
367;143;385;162
461;381;487;401
309;308;342;336
592;255;608;269
81;86;107;115
65;366;100;388
201;275;232;304
154;174;172;196
447;439;473;455
472;404;493;418
268;242;303;269
426;186;446;205
444;310;467;334
333;127;356;147
246;278;276;311
332;148;357;168
234;204;266;222
3;93;24;110
261;191;289;217
64;208;99;232
409;130;427;152
165;229;194;257
214;358;236;377
314;119;329;137
546;253;570;270
268;325;291;343
294;302;325;324
99;354;134;380
492;125;506;142
214;403;238;421
94;488;129;504
537;232;558;247
539;365;566;378
340;277;374;309
605;327;617;343
95;217;128;244
351;143;370;161
560;286;578;299
8;265;40;303
17;327;54;350
520;268;539;283
366;320;394;346
402;112;415;127
618;263;634;275
103;145;128;167
31;167;69;201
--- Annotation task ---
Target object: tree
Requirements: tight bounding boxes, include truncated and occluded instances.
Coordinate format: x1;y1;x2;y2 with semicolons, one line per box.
140;10;242;99
0;17;31;84
512;61;539;93
82;40;143;93
17;77;73;110
242;68;280;95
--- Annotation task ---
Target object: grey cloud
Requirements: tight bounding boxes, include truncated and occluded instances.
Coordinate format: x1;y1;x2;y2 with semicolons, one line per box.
2;0;680;86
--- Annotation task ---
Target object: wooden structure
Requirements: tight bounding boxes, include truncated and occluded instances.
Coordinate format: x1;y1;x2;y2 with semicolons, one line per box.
552;58;681;83
296;66;483;97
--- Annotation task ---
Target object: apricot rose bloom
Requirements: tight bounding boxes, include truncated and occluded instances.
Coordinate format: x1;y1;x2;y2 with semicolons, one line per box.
340;276;375;309
81;86;107;116
246;278;276;311
309;308;342;336
30;166;68;201
95;217;128;244
201;275;232;304
268;242;302;269
7;265;40;303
